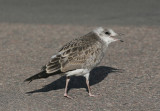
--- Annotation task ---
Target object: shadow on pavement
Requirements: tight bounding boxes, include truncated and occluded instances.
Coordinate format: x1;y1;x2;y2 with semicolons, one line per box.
26;66;124;94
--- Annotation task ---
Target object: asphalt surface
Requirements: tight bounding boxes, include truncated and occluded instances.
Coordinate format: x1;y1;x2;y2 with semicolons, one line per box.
0;0;160;111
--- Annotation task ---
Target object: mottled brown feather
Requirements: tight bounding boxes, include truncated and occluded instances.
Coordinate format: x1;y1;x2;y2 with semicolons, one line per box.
46;31;105;74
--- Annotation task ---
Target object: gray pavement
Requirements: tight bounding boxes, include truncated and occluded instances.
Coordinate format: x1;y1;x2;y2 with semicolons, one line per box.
0;0;160;111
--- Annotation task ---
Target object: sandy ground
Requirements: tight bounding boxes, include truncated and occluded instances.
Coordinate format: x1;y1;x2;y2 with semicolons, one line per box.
0;0;160;111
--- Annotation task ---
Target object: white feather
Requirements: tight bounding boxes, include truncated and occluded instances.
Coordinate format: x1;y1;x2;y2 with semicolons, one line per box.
93;27;104;36
51;52;62;58
108;29;118;36
93;27;119;45
66;69;89;76
51;55;56;58
84;73;90;80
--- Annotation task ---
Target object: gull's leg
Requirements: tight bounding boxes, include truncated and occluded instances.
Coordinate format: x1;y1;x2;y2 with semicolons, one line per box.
64;76;72;99
84;73;95;97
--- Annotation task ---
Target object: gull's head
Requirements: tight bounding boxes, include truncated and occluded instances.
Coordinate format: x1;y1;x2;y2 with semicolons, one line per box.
93;27;124;45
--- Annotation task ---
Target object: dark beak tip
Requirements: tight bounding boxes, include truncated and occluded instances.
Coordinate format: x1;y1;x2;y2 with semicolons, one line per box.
120;40;124;42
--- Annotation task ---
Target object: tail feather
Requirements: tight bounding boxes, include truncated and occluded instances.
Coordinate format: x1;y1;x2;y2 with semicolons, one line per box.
46;57;61;73
24;71;48;83
46;63;60;73
25;56;62;83
24;70;62;83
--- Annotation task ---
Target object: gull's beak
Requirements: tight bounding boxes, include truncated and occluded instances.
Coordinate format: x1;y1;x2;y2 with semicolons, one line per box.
117;33;124;42
119;39;124;42
111;33;124;42
108;29;124;42
112;38;124;42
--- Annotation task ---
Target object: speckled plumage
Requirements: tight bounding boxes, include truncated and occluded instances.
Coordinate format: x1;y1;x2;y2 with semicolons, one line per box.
46;31;104;74
25;27;122;98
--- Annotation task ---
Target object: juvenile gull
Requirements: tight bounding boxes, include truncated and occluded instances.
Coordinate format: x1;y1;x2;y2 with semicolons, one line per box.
24;27;123;98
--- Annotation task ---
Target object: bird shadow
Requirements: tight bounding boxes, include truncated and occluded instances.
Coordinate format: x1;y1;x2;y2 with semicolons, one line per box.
26;66;124;94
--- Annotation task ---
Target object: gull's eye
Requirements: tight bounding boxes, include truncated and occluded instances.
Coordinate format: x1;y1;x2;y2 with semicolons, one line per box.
105;31;110;35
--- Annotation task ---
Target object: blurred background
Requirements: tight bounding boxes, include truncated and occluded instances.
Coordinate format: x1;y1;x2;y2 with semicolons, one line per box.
0;0;160;26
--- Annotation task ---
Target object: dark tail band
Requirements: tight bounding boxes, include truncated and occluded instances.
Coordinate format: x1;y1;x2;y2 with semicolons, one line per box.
24;71;48;83
24;70;62;83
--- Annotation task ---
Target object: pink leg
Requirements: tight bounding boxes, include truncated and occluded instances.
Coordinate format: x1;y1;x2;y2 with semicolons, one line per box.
86;79;95;97
64;76;73;99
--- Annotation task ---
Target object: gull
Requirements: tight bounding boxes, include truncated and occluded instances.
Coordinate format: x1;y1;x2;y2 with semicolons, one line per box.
24;27;123;98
